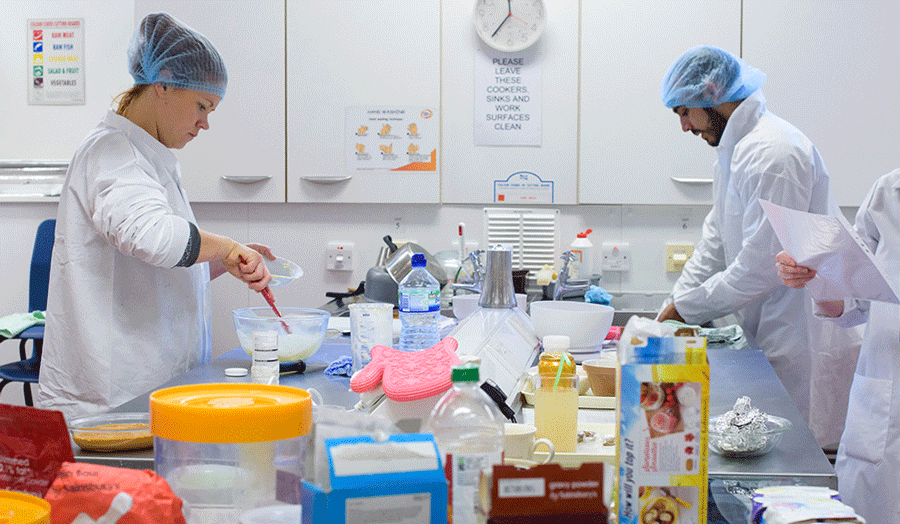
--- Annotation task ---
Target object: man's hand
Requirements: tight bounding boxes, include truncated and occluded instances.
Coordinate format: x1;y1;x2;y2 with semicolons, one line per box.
775;251;816;289
656;302;685;323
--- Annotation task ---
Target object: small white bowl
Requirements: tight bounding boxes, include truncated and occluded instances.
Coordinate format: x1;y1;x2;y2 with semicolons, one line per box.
529;301;614;350
452;293;527;319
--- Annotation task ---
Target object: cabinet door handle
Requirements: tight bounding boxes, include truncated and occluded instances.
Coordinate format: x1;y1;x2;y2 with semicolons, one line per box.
221;175;272;184
301;175;352;184
670;176;713;185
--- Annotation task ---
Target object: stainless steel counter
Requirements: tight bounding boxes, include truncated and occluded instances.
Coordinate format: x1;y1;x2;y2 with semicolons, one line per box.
706;348;835;488
73;339;836;491
72;340;356;469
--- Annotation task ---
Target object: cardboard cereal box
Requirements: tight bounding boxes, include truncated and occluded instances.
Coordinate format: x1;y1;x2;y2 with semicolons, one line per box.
616;335;709;524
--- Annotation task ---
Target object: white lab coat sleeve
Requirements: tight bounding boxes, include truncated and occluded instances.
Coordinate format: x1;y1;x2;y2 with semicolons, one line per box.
673;144;817;324
86;133;192;269
817;182;883;329
668;206;727;304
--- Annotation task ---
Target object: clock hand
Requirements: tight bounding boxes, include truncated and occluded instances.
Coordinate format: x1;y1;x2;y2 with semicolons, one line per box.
510;13;528;25
491;13;511;37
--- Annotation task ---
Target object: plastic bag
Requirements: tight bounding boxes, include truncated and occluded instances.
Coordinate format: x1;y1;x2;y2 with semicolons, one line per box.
0;404;72;497
44;462;186;524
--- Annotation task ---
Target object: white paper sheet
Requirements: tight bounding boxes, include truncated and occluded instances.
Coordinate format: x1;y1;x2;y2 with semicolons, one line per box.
759;198;900;304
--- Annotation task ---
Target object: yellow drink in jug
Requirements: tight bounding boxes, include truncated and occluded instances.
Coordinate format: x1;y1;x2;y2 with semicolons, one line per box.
534;351;579;453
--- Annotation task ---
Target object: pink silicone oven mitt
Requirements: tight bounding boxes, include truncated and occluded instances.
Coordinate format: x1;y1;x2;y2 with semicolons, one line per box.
350;337;461;402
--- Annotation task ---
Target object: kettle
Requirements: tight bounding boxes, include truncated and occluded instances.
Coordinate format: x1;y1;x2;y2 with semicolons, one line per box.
364;236;448;306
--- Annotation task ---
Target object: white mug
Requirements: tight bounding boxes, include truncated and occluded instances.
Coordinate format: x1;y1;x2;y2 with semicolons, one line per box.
503;423;555;464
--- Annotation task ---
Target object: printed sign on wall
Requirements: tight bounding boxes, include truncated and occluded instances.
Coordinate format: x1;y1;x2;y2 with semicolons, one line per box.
346;106;438;173
28;19;85;105
474;49;542;146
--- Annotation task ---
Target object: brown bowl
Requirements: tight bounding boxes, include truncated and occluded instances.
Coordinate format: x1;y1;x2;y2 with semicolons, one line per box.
581;358;616;397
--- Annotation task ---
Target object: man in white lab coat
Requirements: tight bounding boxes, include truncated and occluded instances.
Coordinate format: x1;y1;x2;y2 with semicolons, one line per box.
656;46;861;448
777;169;900;523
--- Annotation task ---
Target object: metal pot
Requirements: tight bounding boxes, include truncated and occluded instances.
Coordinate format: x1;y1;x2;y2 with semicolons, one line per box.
381;236;448;286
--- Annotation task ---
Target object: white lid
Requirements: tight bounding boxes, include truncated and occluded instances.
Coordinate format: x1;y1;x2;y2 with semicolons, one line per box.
224;367;249;377
542;335;571;351
239;504;301;524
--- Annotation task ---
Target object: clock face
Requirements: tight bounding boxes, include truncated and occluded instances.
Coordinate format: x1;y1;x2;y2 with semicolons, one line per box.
474;0;546;53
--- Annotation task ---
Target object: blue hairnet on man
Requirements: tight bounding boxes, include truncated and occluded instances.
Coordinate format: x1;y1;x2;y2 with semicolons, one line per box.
656;46;862;451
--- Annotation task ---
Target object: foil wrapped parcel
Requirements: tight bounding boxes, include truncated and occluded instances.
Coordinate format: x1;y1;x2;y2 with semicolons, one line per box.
714;396;770;453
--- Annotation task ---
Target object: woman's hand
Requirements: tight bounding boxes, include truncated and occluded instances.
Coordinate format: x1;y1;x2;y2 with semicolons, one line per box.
775;251;816;289
223;243;273;292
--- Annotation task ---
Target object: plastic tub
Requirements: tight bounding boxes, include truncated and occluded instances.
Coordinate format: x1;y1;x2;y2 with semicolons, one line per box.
150;384;312;523
0;490;51;524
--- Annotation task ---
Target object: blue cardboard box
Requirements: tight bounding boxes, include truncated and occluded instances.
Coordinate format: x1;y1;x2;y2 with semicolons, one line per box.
301;433;448;524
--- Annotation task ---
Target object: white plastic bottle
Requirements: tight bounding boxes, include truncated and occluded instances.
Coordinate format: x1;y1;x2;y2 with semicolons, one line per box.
398;253;441;351
569;228;595;279
250;330;279;385
426;365;505;524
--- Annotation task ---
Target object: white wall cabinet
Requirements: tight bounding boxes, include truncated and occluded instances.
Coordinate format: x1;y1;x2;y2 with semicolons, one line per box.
743;0;900;207
579;0;740;205
441;0;580;205
286;0;441;203
0;1;134;168
134;0;286;203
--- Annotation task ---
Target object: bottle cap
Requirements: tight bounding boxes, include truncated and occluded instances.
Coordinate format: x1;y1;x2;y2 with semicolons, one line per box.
576;229;593;238
411;253;427;268
542;335;571;352
451;364;479;382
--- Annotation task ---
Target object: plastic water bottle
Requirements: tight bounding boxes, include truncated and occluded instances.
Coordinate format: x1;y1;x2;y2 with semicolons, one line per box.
398;253;441;351
250;330;279;385
426;364;505;524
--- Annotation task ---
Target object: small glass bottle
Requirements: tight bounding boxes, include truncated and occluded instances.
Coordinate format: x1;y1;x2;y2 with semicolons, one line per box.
251;330;279;385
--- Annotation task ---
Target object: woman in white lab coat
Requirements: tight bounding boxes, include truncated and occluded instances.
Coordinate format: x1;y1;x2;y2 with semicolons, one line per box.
777;169;900;523
37;13;273;421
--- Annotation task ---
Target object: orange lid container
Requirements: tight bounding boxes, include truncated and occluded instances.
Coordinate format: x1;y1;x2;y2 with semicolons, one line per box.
0;490;51;524
150;383;312;443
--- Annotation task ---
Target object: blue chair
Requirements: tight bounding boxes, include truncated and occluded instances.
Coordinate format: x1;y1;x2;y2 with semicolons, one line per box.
0;219;55;406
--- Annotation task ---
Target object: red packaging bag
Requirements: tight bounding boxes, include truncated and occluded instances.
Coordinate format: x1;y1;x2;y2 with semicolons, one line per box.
44;462;187;524
0;404;73;497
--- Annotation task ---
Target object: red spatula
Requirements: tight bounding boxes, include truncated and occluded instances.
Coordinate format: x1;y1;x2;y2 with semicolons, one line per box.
240;255;291;334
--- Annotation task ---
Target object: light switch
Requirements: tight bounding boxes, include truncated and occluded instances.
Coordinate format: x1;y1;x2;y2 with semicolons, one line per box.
665;242;694;272
326;241;354;271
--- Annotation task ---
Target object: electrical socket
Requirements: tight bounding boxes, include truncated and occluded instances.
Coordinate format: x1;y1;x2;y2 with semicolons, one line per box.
665;242;694;272
602;242;631;271
326;241;354;271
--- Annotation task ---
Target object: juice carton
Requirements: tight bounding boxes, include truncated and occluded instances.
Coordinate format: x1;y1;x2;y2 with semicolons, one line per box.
616;336;709;524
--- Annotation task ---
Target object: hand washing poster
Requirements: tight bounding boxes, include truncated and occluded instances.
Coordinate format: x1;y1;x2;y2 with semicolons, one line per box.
28;19;85;105
346;106;438;172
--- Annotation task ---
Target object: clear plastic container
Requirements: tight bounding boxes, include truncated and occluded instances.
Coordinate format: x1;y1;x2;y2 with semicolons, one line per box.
398;253;441;351
150;384;312;524
426;365;504;524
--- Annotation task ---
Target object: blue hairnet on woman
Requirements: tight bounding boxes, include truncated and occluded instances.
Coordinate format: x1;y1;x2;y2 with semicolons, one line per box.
128;12;227;97
661;45;766;108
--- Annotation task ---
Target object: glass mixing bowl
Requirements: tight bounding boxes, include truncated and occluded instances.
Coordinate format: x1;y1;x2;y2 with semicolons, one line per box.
232;307;330;362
